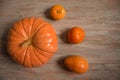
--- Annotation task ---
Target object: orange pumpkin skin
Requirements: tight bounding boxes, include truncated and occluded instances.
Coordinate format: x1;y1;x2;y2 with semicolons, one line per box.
68;27;85;44
7;17;58;68
64;56;89;74
50;4;66;20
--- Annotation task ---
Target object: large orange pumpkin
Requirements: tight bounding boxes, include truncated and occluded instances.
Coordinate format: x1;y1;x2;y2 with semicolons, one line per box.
7;17;58;68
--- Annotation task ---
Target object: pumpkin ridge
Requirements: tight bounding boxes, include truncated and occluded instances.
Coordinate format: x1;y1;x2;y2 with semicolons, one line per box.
31;20;43;37
14;47;27;65
8;31;24;46
30;18;41;36
32;47;45;64
31;24;57;49
29;50;33;67
28;21;32;38
34;48;50;64
27;17;35;38
34;46;51;60
33;40;57;53
34;50;44;64
32;23;47;39
26;46;34;67
28;49;32;67
30;18;37;37
30;45;42;66
30;18;47;38
32;23;57;42
23;46;29;66
33;43;53;54
16;21;28;39
11;28;25;40
21;20;29;38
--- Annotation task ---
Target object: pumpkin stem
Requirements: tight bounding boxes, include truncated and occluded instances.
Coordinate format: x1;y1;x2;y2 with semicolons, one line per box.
21;39;32;47
57;9;61;14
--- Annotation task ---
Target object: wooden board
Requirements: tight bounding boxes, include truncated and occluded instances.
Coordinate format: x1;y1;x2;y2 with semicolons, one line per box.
0;0;120;80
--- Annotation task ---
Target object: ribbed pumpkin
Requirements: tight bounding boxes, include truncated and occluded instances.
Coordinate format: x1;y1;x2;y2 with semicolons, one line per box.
7;17;58;68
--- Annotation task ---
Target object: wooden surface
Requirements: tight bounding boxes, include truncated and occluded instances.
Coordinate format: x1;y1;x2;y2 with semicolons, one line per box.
0;0;120;80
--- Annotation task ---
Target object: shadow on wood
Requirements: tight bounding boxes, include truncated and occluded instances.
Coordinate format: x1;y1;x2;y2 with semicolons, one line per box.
0;22;14;62
60;28;70;44
57;55;73;72
44;8;53;20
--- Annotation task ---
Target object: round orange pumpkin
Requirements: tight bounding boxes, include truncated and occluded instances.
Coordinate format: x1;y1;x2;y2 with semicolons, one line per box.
68;27;85;44
50;4;66;20
7;17;58;68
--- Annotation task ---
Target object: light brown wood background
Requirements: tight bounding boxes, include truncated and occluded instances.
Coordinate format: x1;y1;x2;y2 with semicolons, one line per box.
0;0;120;80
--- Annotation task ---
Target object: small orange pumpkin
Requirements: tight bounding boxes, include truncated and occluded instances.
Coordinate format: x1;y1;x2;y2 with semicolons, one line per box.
7;17;58;68
64;55;89;74
50;4;66;20
68;27;85;44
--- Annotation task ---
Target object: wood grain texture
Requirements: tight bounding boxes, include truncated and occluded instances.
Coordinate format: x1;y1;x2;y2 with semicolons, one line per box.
0;0;120;80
